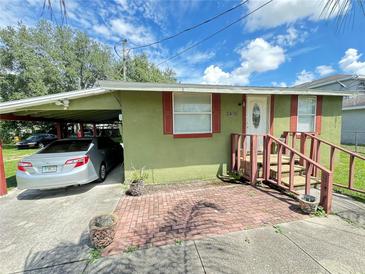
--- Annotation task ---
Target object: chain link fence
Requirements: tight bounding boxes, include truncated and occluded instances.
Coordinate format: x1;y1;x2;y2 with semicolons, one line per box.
341;131;365;154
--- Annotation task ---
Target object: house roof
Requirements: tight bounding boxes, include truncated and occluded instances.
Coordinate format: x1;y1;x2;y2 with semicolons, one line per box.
294;74;365;89
343;94;365;110
97;80;352;96
0;81;353;121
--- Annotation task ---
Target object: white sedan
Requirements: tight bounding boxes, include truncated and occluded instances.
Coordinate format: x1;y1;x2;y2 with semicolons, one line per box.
16;137;123;190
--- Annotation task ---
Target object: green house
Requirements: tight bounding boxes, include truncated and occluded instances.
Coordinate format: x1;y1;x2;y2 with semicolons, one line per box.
0;81;350;184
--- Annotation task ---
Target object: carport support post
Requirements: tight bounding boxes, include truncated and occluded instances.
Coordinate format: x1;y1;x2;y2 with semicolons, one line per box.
55;122;62;139
79;123;84;138
0;141;7;196
92;123;97;137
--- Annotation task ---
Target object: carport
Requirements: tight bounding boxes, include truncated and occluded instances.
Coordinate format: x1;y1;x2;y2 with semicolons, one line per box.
0;87;123;195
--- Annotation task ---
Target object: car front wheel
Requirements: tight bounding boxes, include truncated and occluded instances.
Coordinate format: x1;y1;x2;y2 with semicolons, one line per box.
98;163;107;182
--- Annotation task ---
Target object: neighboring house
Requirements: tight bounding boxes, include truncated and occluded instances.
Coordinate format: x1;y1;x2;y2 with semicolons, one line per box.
295;74;365;145
0;81;350;183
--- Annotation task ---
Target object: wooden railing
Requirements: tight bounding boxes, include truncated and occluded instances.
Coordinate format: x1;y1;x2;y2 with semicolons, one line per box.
231;133;333;213
283;131;365;195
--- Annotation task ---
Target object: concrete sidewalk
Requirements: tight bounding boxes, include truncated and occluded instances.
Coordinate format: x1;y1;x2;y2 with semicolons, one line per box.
32;215;365;274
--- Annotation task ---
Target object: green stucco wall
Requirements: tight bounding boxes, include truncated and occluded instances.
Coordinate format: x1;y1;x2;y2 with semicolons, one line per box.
272;95;342;166
120;91;243;183
120;92;343;183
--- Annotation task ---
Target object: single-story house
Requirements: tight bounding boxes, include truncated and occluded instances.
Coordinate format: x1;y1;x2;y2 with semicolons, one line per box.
0;81;351;184
295;74;365;145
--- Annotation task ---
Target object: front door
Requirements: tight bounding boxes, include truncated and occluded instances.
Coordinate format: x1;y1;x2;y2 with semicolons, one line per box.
246;95;269;150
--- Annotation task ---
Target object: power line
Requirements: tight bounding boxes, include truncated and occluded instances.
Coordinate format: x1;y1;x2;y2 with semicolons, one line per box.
129;0;249;50
157;0;273;66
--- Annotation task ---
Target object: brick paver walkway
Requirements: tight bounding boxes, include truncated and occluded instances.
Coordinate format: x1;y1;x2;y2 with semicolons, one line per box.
104;183;307;255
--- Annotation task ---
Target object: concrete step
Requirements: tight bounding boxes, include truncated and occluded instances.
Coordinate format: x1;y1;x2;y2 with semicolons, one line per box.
281;175;319;187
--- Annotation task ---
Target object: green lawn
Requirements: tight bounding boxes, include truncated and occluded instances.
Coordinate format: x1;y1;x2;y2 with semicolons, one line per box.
332;147;365;202
2;145;38;191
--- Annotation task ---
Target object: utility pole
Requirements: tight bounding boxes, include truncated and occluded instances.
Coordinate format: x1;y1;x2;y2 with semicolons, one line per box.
122;39;128;81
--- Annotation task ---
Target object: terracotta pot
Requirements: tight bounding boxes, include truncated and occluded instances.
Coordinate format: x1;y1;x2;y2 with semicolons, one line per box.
298;194;318;214
89;214;118;249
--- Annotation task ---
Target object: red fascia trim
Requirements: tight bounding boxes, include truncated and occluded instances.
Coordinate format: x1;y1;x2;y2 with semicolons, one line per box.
316;95;323;135
173;133;212;138
242;95;246;134
270;95;275;135
290;95;298;132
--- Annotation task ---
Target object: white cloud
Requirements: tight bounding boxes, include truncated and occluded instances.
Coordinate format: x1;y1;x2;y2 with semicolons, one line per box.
203;38;285;85
315;65;335;76
293;70;315;86
203;65;231;84
245;0;347;31
274;27;308;47
110;18;155;45
272;81;288;87
339;48;365;75
187;51;215;65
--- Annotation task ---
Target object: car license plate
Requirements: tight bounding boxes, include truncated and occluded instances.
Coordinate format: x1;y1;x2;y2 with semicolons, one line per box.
42;165;57;173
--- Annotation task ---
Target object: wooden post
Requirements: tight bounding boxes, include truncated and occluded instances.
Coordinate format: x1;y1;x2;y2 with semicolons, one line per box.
79;123;85;138
264;136;272;180
237;135;242;172
0;141;7;196
305;163;313;195
55;122;62;139
289;150;295;192
92;123;97;137
250;135;258;184
349;155;355;190
329;147;336;172
299;134;306;165
231;134;237;172
277;144;282;185
320;172;333;213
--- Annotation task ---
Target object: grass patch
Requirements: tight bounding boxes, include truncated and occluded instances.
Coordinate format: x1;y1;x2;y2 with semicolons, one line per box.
125;245;139;253
2;145;38;191
332;148;365;202
88;248;102;263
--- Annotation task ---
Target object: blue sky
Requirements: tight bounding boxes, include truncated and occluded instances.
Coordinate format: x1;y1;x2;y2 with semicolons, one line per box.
1;0;365;86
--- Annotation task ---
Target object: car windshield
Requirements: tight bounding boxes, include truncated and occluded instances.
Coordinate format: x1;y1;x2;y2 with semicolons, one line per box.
25;135;40;141
39;139;92;154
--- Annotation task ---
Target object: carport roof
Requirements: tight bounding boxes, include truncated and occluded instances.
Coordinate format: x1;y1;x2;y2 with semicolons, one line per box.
0;81;353;122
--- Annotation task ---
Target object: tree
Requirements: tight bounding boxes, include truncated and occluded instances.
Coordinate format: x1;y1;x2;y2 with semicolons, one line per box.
0;21;176;142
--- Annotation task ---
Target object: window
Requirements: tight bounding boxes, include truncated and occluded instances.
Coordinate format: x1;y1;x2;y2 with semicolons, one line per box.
297;96;316;132
173;93;212;134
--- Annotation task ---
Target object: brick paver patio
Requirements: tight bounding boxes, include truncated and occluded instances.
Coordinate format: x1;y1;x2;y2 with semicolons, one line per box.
104;183;307;256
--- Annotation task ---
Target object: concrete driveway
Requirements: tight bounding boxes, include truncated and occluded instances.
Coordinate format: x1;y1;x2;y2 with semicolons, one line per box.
0;165;123;274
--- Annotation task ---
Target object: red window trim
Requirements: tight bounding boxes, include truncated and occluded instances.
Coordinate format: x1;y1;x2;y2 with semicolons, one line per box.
270;95;275;135
316;95;323;135
173;133;213;138
291;95;323;137
163;92;221;138
290;95;298;132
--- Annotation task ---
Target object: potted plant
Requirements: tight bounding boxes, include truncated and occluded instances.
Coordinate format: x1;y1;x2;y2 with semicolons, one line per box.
89;214;118;249
126;167;148;196
298;194;318;214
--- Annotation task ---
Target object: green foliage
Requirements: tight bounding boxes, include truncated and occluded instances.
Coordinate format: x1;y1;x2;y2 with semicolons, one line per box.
125;245;139;253
88;248;102;263
130;167;149;182
312;206;326;217
0;20;176;143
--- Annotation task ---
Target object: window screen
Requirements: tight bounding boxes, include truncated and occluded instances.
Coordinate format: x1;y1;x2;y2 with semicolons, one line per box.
297;96;316;132
173;93;212;134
